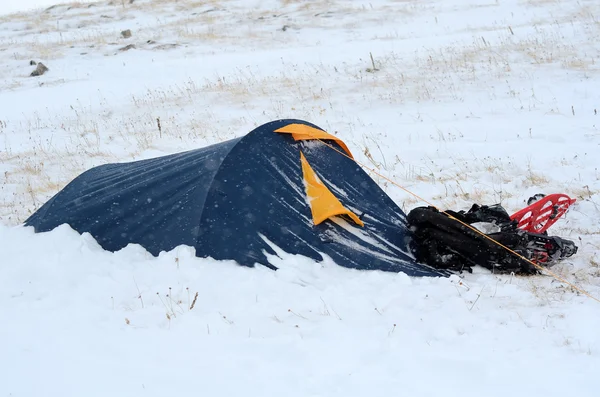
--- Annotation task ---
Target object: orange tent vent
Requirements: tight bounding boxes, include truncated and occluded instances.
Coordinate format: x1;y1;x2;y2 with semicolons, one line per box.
275;123;354;159
299;152;364;227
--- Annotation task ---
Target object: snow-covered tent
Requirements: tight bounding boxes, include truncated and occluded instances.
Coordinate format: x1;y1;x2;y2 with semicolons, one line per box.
24;119;445;277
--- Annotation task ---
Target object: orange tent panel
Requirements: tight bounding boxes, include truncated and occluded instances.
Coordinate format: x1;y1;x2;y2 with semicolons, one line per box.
274;123;354;159
299;152;364;227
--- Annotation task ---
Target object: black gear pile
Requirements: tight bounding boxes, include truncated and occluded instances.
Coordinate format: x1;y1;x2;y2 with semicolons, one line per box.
406;201;577;274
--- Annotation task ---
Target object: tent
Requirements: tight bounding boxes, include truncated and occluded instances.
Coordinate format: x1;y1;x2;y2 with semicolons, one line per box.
24;119;446;277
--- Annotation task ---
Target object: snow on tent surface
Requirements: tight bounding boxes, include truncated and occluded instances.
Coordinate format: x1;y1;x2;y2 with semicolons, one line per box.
24;119;446;277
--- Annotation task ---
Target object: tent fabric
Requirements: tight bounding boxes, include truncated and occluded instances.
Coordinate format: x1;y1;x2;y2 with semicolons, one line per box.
24;119;447;277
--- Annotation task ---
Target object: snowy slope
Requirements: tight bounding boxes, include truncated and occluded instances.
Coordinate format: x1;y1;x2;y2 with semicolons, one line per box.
1;0;600;396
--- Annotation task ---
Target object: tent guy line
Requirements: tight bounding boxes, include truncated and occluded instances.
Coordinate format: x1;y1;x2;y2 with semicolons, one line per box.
312;136;600;304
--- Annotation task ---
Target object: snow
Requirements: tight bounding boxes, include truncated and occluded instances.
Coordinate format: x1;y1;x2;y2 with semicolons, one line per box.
0;0;97;16
2;223;599;396
1;0;600;396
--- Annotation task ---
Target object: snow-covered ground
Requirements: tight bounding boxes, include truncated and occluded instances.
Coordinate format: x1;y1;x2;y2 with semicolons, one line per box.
0;0;98;16
1;0;600;395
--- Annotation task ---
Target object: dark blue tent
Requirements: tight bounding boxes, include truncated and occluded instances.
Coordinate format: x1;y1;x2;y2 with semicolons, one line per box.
25;119;446;277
